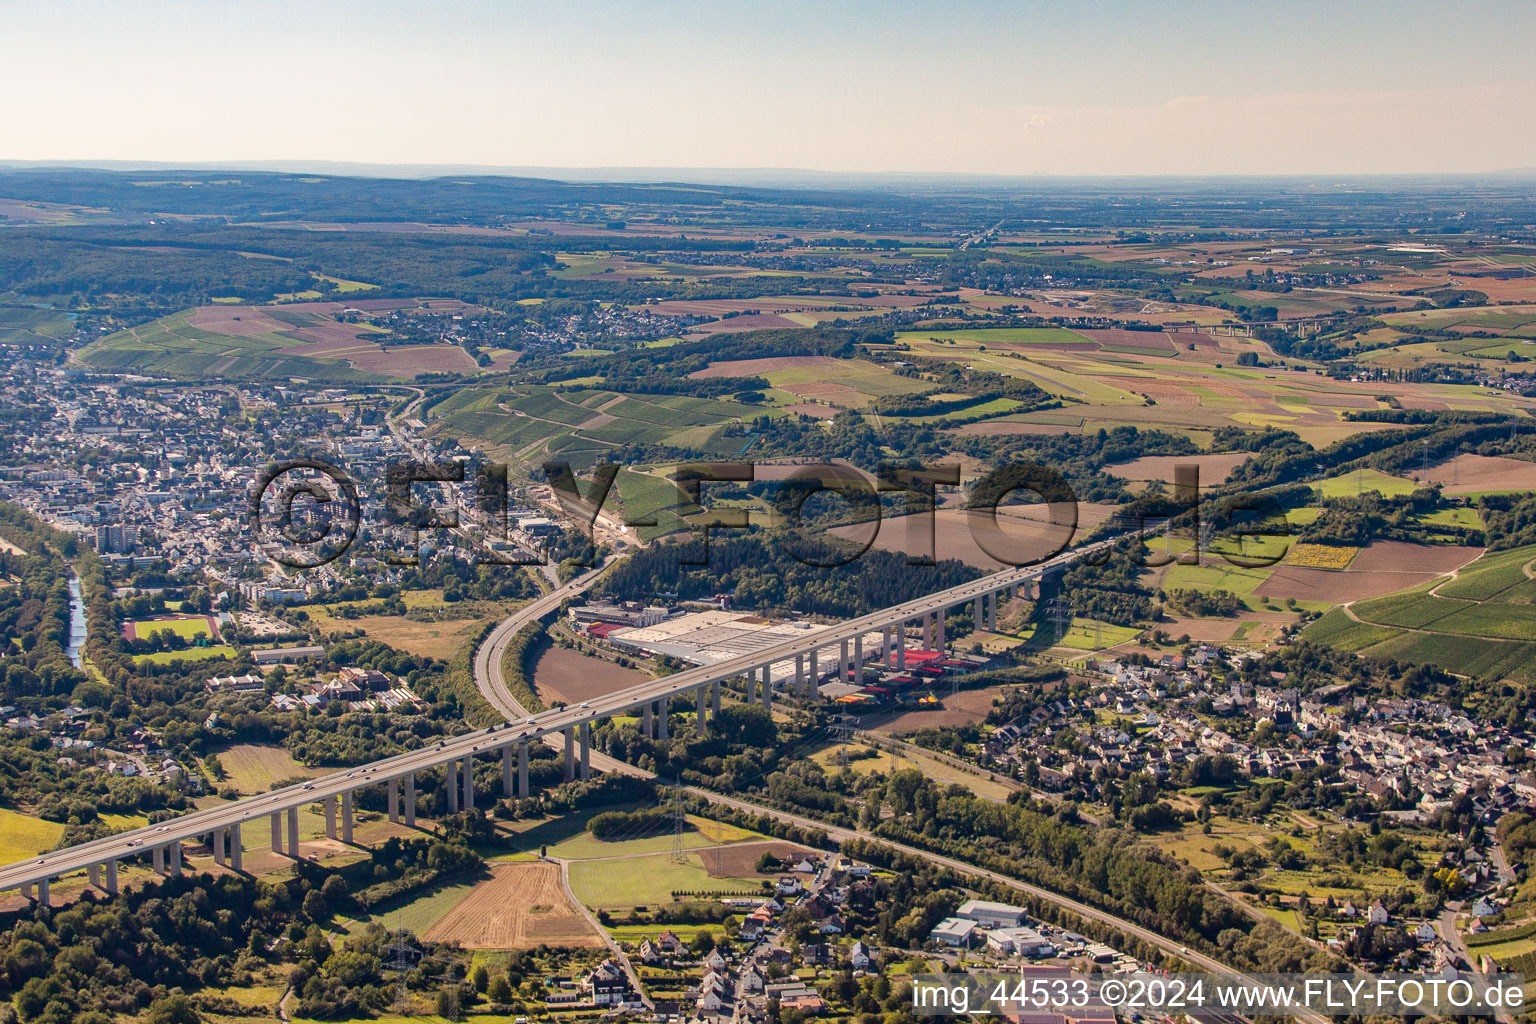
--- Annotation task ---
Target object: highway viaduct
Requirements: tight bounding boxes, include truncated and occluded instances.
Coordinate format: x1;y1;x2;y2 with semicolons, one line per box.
0;541;1108;905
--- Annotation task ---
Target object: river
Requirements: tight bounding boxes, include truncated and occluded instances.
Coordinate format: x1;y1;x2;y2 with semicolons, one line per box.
65;573;87;668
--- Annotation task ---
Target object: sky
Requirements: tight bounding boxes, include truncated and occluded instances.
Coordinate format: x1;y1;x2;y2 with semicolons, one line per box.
5;0;1536;177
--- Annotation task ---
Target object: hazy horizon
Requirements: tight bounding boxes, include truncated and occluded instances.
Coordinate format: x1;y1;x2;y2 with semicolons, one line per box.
5;0;1536;176
6;158;1536;186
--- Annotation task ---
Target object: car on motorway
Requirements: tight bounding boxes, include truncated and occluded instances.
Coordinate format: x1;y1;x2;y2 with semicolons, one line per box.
303;783;314;790
525;717;537;724
578;702;590;710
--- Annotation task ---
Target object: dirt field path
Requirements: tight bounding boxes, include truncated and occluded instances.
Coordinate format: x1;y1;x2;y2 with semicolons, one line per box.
557;858;652;1010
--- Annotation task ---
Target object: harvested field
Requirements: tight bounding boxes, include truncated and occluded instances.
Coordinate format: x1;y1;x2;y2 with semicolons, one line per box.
1254;542;1481;603
1416;454;1536;495
531;645;651;704
423;863;602;949
696;841;817;878
1106;452;1252;484
689;355;837;378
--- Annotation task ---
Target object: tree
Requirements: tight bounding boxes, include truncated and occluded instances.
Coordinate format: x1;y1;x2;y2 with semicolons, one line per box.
471;965;490;992
147;994;202;1024
489;976;513;1003
302;888;328;922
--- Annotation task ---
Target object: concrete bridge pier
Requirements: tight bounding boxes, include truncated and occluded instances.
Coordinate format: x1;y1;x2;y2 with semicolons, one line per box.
341;791;355;844
286;807;299;858
168;841;182;875
936;609;946;651
711;679;721;723
325;795;338;840
388;777;400;822
579;722;592;781
405;773;417;826
854;634;864;686
760;665;771;710
839;639;849;681
270;812;282;853
501;747;514;798
517;742;529;798
563;727;575;781
35;880;48;906
695;684;708;730
658;696;669;740
794;654;804;695
445;759;459;813
88;864;101;888
642;701;653;738
211;827;225;866
461;754;474;812
808;649;818;694
153;845;165;873
897;623;907;670
105;859;120;893
987;591;998;632
229;826;242;873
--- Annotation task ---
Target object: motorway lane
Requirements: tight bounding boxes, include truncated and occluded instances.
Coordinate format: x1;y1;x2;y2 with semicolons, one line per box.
472;561;611;721
0;535;1331;1023
0;540;1106;894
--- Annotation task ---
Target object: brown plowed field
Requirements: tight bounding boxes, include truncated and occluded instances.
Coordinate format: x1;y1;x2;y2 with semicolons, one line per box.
697;841;817;878
830;504;1119;570
1254;542;1481;603
864;684;1013;732
531;645;651;704
423;863;602;949
1416;454;1536;495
